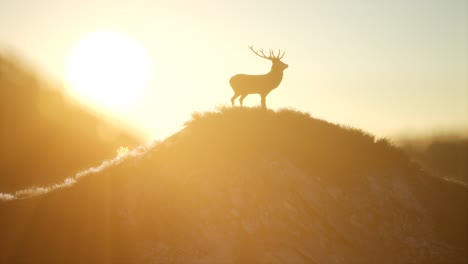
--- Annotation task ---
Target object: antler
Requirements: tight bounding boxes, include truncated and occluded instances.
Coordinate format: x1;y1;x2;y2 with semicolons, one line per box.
276;49;285;59
248;45;285;60
248;45;270;60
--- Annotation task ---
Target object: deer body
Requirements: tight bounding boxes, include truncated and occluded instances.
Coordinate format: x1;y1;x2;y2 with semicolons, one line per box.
230;46;288;109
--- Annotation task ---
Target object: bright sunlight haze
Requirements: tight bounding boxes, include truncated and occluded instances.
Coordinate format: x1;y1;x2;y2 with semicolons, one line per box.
65;30;153;113
1;0;466;142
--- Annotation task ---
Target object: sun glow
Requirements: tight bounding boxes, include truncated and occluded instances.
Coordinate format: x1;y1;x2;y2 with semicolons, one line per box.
65;30;153;112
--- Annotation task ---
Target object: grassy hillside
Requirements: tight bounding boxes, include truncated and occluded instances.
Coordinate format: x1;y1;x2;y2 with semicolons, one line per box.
0;54;141;192
1;107;466;263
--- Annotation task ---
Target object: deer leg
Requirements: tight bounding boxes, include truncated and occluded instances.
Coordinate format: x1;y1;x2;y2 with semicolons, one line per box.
239;94;247;106
260;95;266;109
231;93;240;106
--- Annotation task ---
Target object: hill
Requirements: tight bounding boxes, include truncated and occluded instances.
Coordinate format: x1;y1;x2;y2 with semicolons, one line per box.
0;54;141;192
1;107;467;263
399;136;468;185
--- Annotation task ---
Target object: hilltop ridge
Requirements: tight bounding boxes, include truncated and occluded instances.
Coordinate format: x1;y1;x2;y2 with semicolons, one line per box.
1;107;467;263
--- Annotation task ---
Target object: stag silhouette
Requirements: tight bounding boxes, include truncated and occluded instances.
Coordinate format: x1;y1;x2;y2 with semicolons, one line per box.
230;45;288;109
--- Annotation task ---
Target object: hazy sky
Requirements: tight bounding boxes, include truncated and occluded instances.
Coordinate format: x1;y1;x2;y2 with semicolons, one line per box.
1;0;467;142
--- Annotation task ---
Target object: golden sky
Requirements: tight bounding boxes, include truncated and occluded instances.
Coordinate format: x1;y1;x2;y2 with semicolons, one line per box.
1;0;467;142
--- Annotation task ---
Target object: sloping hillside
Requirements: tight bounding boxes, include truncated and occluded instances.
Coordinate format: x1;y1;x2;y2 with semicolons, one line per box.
0;107;467;263
0;54;141;192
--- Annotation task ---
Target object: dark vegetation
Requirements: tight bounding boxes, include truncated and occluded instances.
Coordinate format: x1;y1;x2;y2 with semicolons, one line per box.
1;106;467;263
400;136;468;185
0;54;141;192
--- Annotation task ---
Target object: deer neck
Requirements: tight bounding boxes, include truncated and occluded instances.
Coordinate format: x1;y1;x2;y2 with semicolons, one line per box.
268;65;284;82
267;66;283;89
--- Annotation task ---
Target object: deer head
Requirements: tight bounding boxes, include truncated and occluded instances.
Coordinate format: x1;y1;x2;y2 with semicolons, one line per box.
248;45;288;72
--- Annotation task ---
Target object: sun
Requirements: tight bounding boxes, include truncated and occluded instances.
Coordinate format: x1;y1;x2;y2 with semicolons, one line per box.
65;30;153;112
